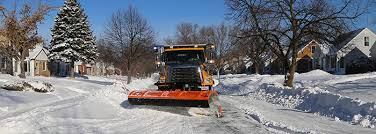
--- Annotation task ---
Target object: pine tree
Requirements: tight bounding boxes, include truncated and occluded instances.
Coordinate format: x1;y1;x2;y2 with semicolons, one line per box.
81;13;98;64
49;0;97;77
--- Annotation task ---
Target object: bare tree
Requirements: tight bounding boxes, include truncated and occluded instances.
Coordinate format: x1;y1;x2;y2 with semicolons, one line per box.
212;23;232;82
176;22;201;44
198;25;215;43
105;5;155;84
0;2;52;78
233;34;268;74
226;0;368;87
96;39;116;75
163;36;175;45
172;23;235;80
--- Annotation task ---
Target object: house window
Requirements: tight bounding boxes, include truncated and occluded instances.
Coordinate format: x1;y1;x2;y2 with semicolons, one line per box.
0;58;6;69
365;37;369;46
28;61;30;72
325;57;329;69
42;61;47;71
15;61;18;72
24;62;27;72
311;46;316;53
331;56;336;69
339;58;344;68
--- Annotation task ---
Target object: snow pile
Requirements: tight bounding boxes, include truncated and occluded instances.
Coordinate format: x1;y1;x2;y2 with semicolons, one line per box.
1;81;54;93
253;83;376;128
123;73;159;91
90;80;129;108
28;81;54;93
296;69;331;79
325;72;376;85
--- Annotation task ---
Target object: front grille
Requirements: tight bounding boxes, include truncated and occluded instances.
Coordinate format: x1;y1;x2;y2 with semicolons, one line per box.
171;67;201;83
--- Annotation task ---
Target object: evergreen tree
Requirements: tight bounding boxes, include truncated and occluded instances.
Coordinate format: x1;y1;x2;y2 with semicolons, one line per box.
81;13;98;64
49;0;97;77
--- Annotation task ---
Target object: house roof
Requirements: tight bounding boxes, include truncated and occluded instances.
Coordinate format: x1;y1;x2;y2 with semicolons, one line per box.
297;40;314;53
332;28;364;52
26;43;49;60
315;28;374;56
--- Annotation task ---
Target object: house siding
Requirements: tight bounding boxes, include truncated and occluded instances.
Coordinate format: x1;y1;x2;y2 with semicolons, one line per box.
34;60;50;77
296;41;317;73
314;28;376;74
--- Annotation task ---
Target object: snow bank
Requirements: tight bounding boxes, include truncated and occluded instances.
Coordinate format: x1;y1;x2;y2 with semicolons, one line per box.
297;69;332;77
217;71;376;128
254;83;376;128
1;81;54;93
325;72;376;84
123;73;159;91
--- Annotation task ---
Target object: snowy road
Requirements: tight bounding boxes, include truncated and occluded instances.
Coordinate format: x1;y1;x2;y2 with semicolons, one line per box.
2;72;376;133
0;75;270;134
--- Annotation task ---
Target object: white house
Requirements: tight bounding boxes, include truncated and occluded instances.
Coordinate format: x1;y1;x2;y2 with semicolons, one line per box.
13;43;50;77
313;28;376;74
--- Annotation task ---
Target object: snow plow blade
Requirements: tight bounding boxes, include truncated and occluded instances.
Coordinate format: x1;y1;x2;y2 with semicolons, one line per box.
128;90;223;117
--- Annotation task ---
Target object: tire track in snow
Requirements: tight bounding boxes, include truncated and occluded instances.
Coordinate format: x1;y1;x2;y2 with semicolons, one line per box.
0;95;87;121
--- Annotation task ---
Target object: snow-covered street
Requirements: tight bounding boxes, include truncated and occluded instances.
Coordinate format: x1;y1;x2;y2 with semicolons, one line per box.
1;71;376;133
0;74;270;134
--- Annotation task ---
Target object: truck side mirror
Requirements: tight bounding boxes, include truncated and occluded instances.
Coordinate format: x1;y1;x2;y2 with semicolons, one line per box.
155;61;165;65
206;44;215;64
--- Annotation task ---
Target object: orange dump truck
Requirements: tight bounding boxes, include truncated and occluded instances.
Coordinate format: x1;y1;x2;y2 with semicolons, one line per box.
128;44;223;117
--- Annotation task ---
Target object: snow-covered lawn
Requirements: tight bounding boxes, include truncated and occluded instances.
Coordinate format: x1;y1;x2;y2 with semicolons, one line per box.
216;70;376;133
1;71;376;133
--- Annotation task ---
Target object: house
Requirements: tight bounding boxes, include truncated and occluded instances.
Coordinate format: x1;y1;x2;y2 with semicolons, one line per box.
261;51;283;74
223;56;247;74
50;60;70;77
50;61;87;77
75;61;116;76
313;28;376;74
51;60;116;77
0;33;50;77
296;40;318;73
13;43;51;77
91;62;116;76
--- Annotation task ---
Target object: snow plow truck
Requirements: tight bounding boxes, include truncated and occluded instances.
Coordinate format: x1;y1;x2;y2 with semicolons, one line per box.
128;44;223;117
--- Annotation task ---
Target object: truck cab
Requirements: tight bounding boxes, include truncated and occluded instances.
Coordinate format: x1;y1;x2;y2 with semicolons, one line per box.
155;44;215;91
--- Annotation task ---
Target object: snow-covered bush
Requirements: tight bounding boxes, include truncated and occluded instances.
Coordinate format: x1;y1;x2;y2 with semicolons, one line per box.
28;81;54;93
2;81;33;91
1;81;54;93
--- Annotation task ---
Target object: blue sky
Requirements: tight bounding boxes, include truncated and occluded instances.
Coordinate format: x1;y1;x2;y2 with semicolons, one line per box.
2;0;376;44
9;0;226;44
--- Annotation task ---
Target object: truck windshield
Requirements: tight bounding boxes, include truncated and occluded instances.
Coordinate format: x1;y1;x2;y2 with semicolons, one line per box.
164;50;205;64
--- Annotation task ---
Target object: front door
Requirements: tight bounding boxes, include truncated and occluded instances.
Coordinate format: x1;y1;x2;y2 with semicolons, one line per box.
35;61;40;76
